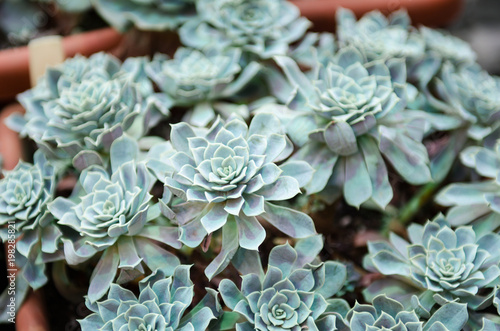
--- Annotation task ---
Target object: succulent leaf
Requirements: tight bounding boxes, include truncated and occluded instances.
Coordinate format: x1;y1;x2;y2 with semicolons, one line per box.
93;0;197;31
436;142;500;232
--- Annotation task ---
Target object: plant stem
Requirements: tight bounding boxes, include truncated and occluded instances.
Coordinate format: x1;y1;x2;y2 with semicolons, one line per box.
383;181;441;235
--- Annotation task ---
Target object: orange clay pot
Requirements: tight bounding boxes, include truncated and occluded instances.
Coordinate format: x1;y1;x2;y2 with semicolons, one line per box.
291;0;464;32
0;28;123;103
1;104;49;331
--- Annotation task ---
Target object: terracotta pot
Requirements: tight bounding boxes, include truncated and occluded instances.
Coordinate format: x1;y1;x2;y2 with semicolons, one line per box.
0;104;23;170
0;28;123;103
291;0;464;32
0;104;49;331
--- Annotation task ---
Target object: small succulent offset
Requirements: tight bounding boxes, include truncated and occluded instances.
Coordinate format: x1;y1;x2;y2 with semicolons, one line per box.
436;143;500;232
157;113;316;279
0;151;63;289
335;294;468;331
48;137;181;302
179;0;310;60
274;45;431;208
92;0;197;32
8;53;155;166
364;214;500;316
79;266;217;330
336;8;425;62
147;47;260;126
219;237;350;331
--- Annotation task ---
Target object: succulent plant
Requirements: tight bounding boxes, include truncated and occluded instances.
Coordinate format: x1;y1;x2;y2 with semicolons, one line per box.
48;136;181;302
79;266;217;330
8;53;157;167
273;46;431;208
408;49;496;181
92;0;197;31
336;8;425;62
420;27;477;65
219;236;350;331
481;318;500;331
428;62;500;136
155;113;315;279
179;0;310;60
0;150;64;289
364;214;500;315
147;47;260;127
436;142;500;232
335;294;468;331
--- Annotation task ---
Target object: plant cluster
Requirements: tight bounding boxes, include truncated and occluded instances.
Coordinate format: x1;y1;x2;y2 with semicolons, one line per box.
1;1;500;330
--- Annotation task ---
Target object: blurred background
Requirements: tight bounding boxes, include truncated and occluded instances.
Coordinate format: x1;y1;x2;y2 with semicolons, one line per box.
450;0;500;74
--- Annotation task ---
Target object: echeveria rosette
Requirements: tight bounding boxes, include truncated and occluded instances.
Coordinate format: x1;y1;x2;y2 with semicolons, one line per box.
406;28;478;181
409;27;476;93
9;53;157;167
219;237;350;331
420;63;500;182
335;294;469;331
49;136;181;302
274;46;431;208
147;47;260;127
435;143;500;232
79;266;218;331
161;113;316;279
92;0;197;32
336;8;425;62
363;214;500;317
426;63;500;138
420;27;477;66
179;0;310;60
0;150;64;289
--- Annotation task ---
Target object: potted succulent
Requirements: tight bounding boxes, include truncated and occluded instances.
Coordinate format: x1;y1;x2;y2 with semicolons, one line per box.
0;0;196;102
0;0;127;102
1;0;500;330
291;0;465;31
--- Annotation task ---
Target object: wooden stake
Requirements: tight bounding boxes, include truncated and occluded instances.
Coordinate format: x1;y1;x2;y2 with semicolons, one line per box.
28;35;65;87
